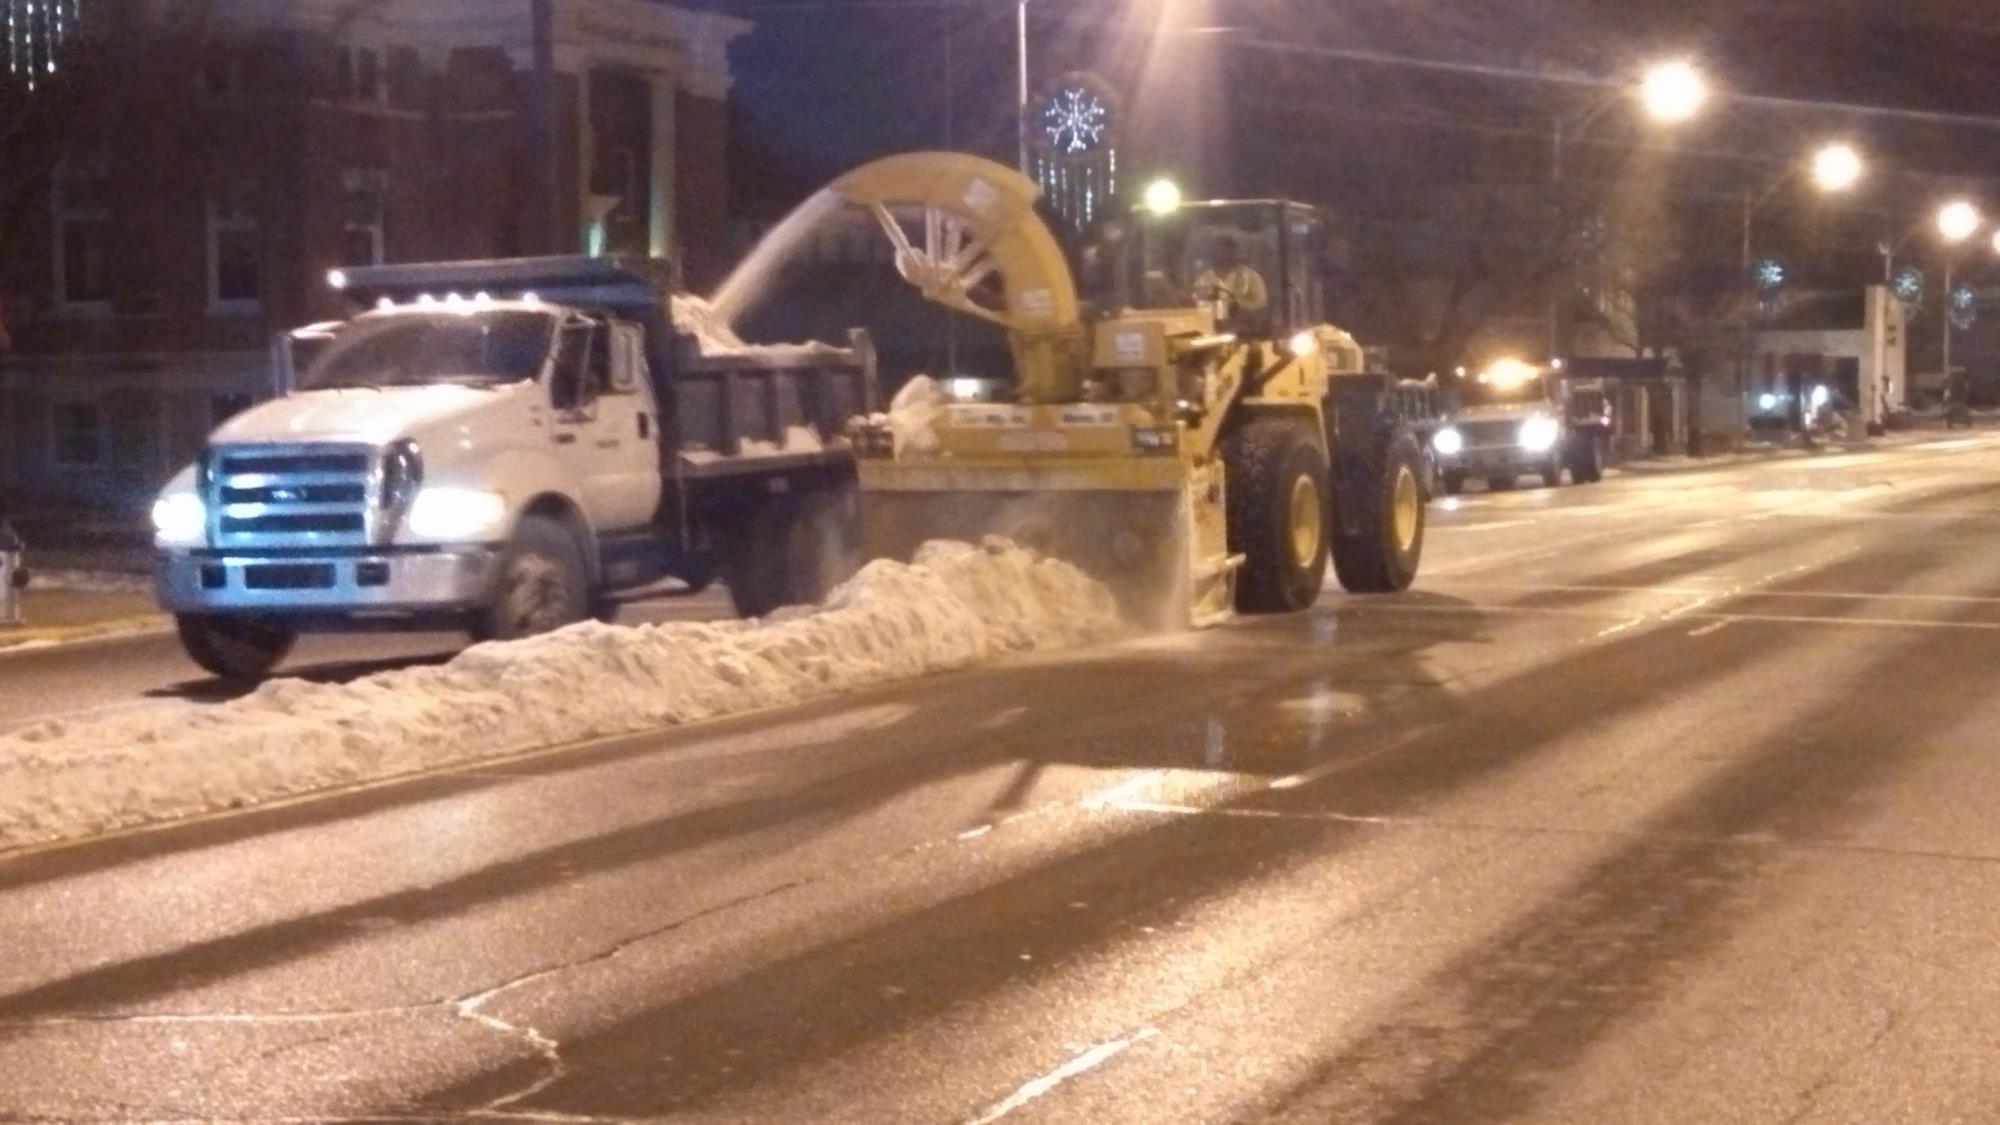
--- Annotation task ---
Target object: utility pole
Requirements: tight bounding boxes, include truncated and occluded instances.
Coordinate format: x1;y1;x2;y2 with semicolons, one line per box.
1016;0;1029;173
530;0;560;253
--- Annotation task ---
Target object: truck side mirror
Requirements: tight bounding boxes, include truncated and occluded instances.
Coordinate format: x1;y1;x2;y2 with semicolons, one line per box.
551;322;597;412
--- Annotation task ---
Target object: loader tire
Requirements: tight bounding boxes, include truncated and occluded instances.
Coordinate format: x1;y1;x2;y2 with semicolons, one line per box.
475;515;591;642
1223;419;1330;614
176;613;297;683
1332;430;1426;594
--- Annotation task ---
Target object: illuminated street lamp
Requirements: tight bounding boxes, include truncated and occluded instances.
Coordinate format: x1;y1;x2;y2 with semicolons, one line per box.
1938;199;1980;244
1937;200;1984;394
1546;58;1709;356
1142;177;1184;216
1811;143;1864;193
1640;60;1708;123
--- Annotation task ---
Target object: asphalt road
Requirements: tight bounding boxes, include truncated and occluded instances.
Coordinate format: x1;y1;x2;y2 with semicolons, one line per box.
8;435;2000;1122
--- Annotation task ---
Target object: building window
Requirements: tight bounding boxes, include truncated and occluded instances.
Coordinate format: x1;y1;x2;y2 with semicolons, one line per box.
50;401;103;467
335;45;380;103
208;179;260;308
53;159;112;309
386;45;421;108
340;168;388;267
211;393;254;425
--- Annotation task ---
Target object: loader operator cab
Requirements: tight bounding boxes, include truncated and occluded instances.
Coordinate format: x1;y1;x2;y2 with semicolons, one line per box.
1113;200;1329;340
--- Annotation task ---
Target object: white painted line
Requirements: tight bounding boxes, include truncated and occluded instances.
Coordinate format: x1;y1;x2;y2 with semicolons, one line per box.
1080;769;1167;810
1434;581;2000;606
962;1027;1161;1125
1594;617;1646;639
1687;620;1733;638
1444;519;1542;533
1362;601;2000;633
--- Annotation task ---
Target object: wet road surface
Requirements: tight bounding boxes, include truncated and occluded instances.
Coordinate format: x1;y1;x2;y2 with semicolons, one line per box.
7;435;2000;1122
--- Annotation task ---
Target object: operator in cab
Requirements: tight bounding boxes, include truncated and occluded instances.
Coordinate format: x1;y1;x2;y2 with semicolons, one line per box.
1194;236;1270;335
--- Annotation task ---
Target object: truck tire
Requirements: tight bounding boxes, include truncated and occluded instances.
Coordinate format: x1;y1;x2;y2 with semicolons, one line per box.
475;515;591;642
1570;433;1605;483
1541;460;1564;488
1441;470;1466;497
176;613;297;683
1487;474;1516;491
1332;430;1426;594
727;483;863;619
1223;419;1330;613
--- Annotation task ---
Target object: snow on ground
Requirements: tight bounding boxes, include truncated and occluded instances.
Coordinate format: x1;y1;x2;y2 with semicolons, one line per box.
24;569;152;594
0;539;1124;851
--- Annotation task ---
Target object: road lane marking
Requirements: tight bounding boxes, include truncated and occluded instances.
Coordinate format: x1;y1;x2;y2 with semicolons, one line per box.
962;1026;1161;1125
1433;581;2000;606
1687;620;1734;638
1358;602;2000;633
1593;617;1646;639
1080;769;1168;810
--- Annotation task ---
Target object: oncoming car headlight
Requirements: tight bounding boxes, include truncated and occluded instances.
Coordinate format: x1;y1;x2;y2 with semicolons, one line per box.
403;488;509;542
1432;427;1465;457
1518;416;1561;453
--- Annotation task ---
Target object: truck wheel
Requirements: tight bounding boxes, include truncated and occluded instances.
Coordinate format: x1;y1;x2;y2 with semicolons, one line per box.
1541;460;1564;488
1441;470;1466;497
176;613;297;683
476;515;590;641
1487;475;1516;491
1332;431;1426;594
726;496;798;619
789;484;861;604
1224;419;1330;613
1571;434;1605;483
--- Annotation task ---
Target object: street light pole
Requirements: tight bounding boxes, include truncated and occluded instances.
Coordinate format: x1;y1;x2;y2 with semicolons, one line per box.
1016;0;1029;173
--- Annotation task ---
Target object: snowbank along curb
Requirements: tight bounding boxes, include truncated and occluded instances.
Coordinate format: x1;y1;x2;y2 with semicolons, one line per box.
0;539;1125;852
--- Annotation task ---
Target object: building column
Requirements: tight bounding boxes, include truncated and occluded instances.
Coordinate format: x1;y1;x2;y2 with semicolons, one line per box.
648;73;677;261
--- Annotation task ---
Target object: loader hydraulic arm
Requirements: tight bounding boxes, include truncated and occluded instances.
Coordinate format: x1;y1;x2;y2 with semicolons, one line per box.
829;152;1088;403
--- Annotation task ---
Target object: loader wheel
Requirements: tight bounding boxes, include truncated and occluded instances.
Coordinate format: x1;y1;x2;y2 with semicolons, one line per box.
176;613;298;683
1332;430;1426;594
1223;419;1330;613
1541;460;1564;488
475;515;591;642
1487;474;1516;491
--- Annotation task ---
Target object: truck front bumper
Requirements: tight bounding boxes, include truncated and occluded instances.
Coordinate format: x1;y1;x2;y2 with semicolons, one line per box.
157;548;502;616
1442;447;1555;478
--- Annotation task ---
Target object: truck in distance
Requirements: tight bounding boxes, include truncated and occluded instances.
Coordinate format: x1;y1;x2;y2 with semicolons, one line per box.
1431;358;1606;494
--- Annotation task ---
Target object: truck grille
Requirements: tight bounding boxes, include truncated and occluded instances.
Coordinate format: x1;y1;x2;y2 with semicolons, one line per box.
207;442;381;550
1457;420;1519;449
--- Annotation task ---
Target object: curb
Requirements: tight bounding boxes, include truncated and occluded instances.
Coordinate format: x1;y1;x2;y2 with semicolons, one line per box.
0;614;174;653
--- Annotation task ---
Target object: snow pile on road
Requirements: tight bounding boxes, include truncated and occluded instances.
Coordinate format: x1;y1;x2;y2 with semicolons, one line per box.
26;569;151;594
0;539;1123;850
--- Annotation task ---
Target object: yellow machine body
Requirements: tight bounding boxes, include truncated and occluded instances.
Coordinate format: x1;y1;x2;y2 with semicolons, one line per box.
830;151;1380;625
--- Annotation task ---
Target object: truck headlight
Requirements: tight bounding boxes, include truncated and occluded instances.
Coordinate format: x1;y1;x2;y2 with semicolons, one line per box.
1518;416;1561;453
152;491;208;547
404;488;509;542
1432;427;1464;456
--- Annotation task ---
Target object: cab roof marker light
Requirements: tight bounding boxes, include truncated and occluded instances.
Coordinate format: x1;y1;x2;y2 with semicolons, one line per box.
375;297;395;311
326;269;349;290
521;292;541;305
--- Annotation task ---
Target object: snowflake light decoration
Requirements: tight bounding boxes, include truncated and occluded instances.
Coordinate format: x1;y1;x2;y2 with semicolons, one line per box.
1950;284;1977;331
1892;266;1925;309
1040;86;1110;156
1753;257;1787;291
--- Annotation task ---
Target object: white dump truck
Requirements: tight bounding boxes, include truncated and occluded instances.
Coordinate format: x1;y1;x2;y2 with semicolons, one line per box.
152;256;873;680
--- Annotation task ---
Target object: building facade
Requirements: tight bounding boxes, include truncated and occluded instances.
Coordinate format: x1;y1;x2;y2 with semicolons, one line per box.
0;0;748;521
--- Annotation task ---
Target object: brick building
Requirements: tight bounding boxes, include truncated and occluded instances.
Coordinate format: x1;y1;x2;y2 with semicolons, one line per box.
0;0;748;521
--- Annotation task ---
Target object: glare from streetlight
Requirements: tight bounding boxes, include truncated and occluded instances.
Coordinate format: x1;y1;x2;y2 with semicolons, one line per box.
1640;60;1707;123
1811;143;1863;193
1989;229;2000;256
1939;200;1981;244
1142;177;1183;216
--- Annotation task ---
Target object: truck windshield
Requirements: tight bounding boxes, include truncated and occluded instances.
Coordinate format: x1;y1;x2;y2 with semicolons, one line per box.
300;311;556;390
